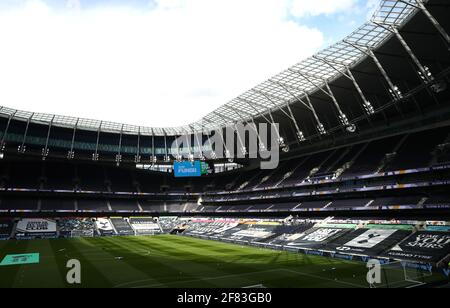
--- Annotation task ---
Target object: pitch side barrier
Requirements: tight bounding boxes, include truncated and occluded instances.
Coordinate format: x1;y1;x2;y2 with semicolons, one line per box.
182;233;450;281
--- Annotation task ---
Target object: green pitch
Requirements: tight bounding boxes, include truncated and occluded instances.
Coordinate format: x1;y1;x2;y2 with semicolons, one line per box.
0;235;437;288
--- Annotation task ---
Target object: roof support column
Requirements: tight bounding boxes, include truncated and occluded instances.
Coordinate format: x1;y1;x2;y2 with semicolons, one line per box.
272;81;326;135
116;124;124;166
68;119;78;160
213;112;247;156
313;56;375;115
292;70;355;132
190;125;205;161
392;27;434;82
226;106;266;152
368;48;403;100
204;125;217;160
163;129;170;162
93;122;101;161
345;67;375;115
182;128;194;162
203;117;231;161
234;123;248;157
304;92;327;135
19;113;33;154
345;41;403;101
399;0;450;48
1;111;17;151
219;127;232;162
255;90;306;142
173;133;183;161
324;80;354;130
237;97;284;147
285;104;306;141
151;129;157;164
373;21;437;86
42;115;54;161
135;127;141;163
267;111;283;146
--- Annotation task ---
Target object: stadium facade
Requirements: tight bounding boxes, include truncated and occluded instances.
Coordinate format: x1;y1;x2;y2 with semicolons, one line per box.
0;0;449;287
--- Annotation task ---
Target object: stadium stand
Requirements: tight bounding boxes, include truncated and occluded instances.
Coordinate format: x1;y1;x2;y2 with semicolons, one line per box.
129;217;162;235
109;199;139;212
158;216;180;232
1;197;38;211
14;218;57;239
95;218;116;236
58;218;95;238
41;199;75;211
0;219;13;240
110;217;135;236
77;199;109;211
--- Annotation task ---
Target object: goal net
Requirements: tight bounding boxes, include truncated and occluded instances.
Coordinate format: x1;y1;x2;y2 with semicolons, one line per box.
369;260;434;288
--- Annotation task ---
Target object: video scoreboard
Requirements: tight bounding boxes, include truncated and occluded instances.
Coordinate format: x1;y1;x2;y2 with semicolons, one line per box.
173;161;210;178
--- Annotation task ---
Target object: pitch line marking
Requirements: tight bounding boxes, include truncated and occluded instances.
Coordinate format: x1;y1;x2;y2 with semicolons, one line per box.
280;269;366;288
114;269;281;288
115;267;366;288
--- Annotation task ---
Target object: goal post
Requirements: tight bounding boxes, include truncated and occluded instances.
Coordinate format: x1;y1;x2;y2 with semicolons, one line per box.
369;260;434;288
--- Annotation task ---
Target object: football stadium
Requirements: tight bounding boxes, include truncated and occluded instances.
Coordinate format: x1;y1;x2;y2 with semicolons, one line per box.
0;0;450;292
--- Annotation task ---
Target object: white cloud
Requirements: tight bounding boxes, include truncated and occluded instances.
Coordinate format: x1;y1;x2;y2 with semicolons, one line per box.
290;0;358;17
66;0;81;11
0;0;325;128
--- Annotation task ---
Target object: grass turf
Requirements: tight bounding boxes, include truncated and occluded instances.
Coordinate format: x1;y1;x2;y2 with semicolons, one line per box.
0;235;434;288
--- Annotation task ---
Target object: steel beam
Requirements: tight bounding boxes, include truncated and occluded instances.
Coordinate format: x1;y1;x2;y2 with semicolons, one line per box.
344;40;403;100
19;113;34;154
314;56;375;115
42;115;54;160
93;122;101;161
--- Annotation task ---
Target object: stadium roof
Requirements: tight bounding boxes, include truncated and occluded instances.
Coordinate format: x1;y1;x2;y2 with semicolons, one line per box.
0;0;422;136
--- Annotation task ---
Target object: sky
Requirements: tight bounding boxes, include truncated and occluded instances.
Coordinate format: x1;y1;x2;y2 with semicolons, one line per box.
0;0;379;128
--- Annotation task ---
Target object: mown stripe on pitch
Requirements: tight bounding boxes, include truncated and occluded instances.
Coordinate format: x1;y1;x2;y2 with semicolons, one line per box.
163;236;370;288
100;236;224;288
177;237;367;288
0;236;370;288
132;236;349;288
78;236;172;287
105;237;214;287
110;236;256;288
12;239;66;288
132;236;268;287
94;236;173;287
56;238;114;287
0;239;33;287
149;236;289;270
168;236;299;264
47;237;90;288
168;236;275;256
147;235;266;261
